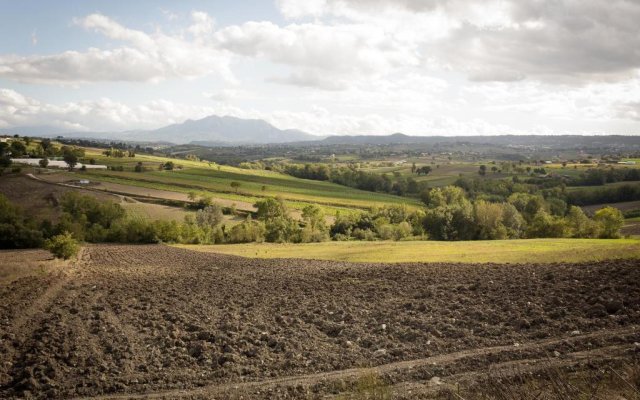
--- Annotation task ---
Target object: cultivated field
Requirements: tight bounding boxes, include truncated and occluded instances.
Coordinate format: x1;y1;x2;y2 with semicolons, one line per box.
76;150;420;211
182;238;640;264
1;244;639;399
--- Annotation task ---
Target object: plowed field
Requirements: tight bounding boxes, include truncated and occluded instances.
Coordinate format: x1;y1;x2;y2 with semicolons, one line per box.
1;245;639;399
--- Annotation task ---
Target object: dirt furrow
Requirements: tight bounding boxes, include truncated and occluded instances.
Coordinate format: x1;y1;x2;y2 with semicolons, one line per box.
73;326;640;399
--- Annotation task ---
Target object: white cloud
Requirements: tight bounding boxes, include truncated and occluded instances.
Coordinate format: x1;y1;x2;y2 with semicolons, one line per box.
277;0;640;84
0;13;233;84
0;88;215;131
213;20;419;86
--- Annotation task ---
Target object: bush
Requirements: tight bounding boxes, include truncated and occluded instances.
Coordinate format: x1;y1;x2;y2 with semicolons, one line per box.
45;232;80;260
228;218;266;243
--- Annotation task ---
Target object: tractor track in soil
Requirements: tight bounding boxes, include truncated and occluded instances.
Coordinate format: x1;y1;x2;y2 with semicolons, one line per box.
75;328;639;399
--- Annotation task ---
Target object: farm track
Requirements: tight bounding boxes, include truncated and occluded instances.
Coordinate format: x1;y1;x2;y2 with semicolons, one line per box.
1;244;639;399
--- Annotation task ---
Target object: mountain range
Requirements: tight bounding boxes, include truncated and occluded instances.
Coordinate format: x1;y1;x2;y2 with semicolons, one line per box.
3;116;640;148
1;115;319;145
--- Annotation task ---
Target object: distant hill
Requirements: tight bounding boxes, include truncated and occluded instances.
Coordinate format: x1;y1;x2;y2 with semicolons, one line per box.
3;115;319;145
148;115;318;144
319;133;640;148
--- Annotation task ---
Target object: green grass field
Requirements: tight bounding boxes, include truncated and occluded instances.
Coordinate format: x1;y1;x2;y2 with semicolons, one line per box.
179;238;640;264
78;150;420;212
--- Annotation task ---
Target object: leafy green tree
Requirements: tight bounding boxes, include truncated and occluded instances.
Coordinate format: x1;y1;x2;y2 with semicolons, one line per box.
527;210;568;238
10;140;27;157
501;203;525;239
0;194;44;248
228;216;265;243
45;232;79;260
507;193;547;222
566;206;599;238
39;157;49;168
265;216;300;243
474;200;508;240
594;206;624;238
196;204;224;228
230;181;241;193
301;204;327;232
423;186;475;240
478;165;487;176
255;197;288;221
63;150;78;170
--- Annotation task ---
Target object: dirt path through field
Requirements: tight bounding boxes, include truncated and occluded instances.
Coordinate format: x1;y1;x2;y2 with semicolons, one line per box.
1;245;639;399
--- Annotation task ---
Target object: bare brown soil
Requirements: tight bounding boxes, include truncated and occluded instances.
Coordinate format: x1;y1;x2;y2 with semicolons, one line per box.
1;245;639;399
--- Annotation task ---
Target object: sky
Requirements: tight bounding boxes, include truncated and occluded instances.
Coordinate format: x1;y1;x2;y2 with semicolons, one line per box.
0;0;639;137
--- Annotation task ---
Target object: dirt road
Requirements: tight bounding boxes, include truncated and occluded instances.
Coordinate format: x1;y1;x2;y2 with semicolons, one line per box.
1;245;639;399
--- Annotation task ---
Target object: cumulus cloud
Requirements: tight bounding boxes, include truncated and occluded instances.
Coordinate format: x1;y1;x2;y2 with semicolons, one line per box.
213;20;418;85
0;88;215;131
0;12;233;84
277;0;640;84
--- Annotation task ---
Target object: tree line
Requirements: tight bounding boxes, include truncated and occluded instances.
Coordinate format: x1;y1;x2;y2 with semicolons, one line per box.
0;185;625;259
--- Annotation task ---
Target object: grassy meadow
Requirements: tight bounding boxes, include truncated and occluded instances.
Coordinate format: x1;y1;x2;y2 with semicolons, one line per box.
179;238;640;264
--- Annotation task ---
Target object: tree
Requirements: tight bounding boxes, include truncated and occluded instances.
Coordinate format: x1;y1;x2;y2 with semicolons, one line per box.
301;204;328;242
411;162;416;174
417;166;432;176
134;162;144;172
10;140;27;157
45;232;79;260
527;210;567;238
474;200;507;240
265;216;300;243
230;181;241;193
195;204;224;228
39;157;49;168
501;203;525;239
255;197;288;221
228;216;265;243
478;165;487;176
566;206;598;238
594;206;624;238
63;151;78;170
187;191;198;202
491;166;498;174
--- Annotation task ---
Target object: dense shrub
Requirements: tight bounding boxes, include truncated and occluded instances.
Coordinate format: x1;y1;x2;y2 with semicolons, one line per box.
228;217;266;243
45;232;79;260
0;194;44;248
